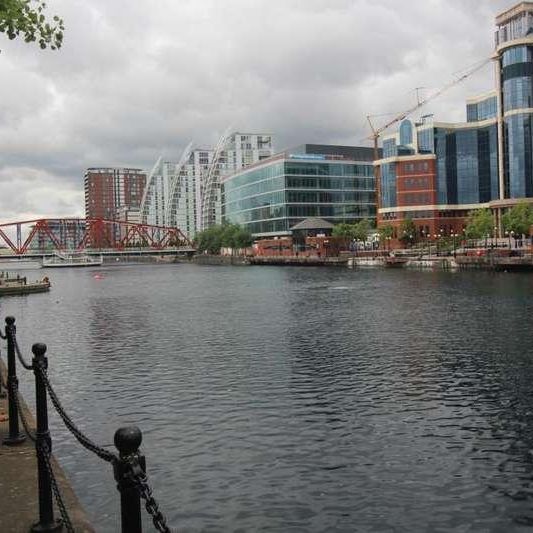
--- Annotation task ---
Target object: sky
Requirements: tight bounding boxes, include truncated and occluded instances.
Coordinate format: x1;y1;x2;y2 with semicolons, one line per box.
0;0;515;221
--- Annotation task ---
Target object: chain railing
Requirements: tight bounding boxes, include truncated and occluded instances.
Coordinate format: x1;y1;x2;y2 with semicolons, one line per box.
1;317;174;533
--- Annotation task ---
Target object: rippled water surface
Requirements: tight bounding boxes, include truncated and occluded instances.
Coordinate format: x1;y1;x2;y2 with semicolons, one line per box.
4;263;533;532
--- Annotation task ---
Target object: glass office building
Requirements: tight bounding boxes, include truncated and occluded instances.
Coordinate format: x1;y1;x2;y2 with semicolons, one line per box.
222;145;376;236
375;2;533;240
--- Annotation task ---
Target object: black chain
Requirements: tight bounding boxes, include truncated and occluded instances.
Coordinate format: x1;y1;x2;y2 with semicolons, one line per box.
12;384;36;442
35;365;116;463
38;439;74;533
12;333;33;370
126;458;173;533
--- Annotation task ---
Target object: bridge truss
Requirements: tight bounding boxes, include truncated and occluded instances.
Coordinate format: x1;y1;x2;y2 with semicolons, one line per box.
0;218;192;255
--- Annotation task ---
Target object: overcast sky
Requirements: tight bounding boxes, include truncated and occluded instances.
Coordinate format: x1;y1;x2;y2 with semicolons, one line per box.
0;0;514;220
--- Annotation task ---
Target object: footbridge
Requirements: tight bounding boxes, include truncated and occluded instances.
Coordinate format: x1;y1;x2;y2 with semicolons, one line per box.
0;218;196;256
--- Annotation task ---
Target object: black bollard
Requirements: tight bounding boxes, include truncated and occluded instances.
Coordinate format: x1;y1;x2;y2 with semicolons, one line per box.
113;426;145;533
3;317;25;445
31;343;62;532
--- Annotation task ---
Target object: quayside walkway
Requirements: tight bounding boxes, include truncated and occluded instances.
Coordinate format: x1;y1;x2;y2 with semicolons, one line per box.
0;316;173;533
0;363;94;532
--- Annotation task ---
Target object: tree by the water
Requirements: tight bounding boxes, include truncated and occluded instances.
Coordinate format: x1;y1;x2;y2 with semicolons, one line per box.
502;202;533;237
0;0;64;50
464;208;494;239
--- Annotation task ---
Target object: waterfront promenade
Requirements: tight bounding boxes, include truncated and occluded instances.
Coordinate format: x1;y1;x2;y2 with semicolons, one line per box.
0;362;94;532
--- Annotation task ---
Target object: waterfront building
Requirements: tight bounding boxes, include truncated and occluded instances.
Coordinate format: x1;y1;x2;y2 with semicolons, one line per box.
84;168;146;221
141;133;274;239
375;2;533;242
221;144;376;237
140;158;175;228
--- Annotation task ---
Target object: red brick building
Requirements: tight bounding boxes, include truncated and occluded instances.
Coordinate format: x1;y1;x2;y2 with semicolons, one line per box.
84;168;146;220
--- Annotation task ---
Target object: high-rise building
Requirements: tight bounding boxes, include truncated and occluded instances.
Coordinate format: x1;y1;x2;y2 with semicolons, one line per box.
140;133;274;239
84;167;146;221
374;2;533;241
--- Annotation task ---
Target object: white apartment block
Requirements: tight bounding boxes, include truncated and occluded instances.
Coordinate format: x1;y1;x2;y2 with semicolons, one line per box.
140;132;274;240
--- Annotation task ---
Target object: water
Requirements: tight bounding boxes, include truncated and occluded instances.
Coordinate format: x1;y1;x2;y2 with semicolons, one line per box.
3;264;533;532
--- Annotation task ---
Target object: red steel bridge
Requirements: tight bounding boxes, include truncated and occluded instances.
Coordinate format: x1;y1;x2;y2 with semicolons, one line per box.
0;218;194;255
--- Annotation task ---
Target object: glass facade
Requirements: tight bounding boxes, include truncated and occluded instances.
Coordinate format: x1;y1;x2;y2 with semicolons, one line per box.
383;138;397;158
504;113;533;198
380;163;396;208
222;158;375;235
399;120;413;146
466;96;497;122
417;127;434;153
424;125;498;206
500;40;533;199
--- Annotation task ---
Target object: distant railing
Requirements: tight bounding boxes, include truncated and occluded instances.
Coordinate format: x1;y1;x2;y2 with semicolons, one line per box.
1;316;172;533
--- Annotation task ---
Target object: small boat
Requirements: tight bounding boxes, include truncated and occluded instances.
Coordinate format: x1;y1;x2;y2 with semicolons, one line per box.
0;273;50;296
42;251;103;268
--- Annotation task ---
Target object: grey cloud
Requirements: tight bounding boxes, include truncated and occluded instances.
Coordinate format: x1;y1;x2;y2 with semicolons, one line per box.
0;0;515;220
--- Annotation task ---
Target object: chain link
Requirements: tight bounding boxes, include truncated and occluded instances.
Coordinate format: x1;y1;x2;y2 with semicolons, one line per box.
12;383;36;442
126;457;173;533
38;439;74;533
12;332;33;370
35;364;116;463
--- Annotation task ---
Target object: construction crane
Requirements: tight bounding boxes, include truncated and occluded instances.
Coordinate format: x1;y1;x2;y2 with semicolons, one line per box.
367;55;494;210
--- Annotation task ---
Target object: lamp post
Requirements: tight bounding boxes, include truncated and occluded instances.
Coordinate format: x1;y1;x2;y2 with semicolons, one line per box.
505;230;510;249
511;230;515;248
493;226;498;248
386;236;391;252
434;234;439;257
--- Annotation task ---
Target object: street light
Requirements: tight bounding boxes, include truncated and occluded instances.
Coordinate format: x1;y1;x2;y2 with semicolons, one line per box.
505;230;511;249
511;230;515;248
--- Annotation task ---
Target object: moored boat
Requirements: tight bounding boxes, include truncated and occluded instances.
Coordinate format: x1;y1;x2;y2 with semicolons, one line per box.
0;273;50;296
42;251;103;268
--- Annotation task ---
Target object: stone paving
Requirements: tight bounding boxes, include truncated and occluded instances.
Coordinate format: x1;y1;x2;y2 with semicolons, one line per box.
0;361;94;533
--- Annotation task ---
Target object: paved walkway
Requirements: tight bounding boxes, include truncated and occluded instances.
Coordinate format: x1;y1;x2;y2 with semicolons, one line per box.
0;361;94;532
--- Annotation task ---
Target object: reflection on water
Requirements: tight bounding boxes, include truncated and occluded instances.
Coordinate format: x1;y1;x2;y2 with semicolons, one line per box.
3;264;533;531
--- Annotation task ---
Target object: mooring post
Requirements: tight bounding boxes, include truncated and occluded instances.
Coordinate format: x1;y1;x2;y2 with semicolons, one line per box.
3;316;25;445
113;426;144;533
31;343;62;532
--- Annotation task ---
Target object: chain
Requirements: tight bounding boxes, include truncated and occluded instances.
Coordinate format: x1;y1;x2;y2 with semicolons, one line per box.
35;364;116;463
38;439;74;533
12;333;33;370
12;384;36;442
127;457;173;533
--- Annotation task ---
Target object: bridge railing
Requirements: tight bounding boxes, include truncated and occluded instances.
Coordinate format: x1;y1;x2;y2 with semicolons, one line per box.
1;316;172;533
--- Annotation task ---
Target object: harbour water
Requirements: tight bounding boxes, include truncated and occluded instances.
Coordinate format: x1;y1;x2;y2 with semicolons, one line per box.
3;263;533;532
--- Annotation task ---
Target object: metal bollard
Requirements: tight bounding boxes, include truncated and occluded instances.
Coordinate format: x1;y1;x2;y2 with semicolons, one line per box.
31;343;62;532
2;317;25;445
113;426;145;533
